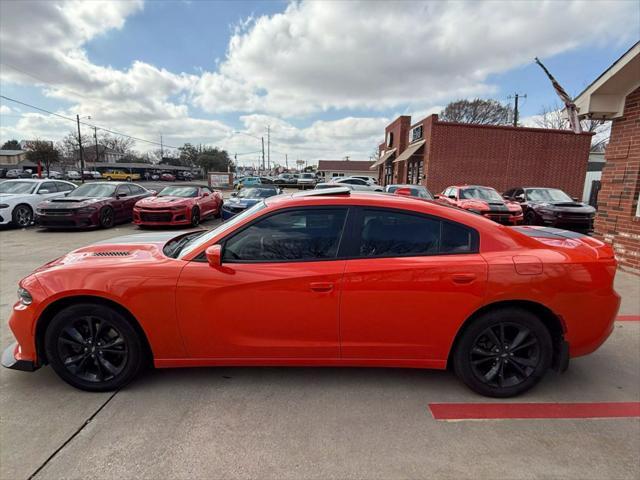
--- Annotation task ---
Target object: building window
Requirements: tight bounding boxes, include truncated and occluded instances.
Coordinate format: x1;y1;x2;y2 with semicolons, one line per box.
386;131;394;148
331;172;345;177
409;125;423;143
406;159;423;184
384;160;393;185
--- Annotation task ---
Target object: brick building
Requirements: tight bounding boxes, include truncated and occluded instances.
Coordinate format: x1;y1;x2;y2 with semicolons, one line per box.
574;42;640;272
372;114;593;198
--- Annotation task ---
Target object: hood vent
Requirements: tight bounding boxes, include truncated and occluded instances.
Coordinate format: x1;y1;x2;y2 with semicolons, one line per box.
92;251;131;257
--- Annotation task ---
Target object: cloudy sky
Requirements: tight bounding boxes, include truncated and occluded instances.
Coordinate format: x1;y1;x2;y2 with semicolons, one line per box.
0;0;637;167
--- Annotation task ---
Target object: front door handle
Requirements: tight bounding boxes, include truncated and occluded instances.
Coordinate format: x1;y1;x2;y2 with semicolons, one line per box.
310;282;334;292
451;273;477;284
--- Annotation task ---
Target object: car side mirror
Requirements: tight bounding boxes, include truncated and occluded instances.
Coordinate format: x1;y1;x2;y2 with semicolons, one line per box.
572;197;579;202
515;195;525;202
448;194;456;199
205;244;222;268
117;193;127;199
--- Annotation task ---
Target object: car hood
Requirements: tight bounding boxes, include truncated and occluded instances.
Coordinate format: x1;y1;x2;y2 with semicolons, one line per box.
33;231;189;272
39;197;110;208
530;201;595;212
225;197;261;208
136;196;190;207
0;193;33;203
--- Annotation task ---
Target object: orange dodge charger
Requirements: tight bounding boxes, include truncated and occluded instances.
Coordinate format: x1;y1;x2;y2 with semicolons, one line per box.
2;188;620;397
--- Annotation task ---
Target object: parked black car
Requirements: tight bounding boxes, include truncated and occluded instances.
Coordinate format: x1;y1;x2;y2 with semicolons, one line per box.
503;187;596;232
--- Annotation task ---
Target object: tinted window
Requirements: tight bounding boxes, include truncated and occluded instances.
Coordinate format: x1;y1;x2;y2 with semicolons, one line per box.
129;184;146;195
360;210;440;257
223;208;348;262
39;182;58;193
55;182;75;192
358;209;477;257
441;222;474;253
116;184;132;196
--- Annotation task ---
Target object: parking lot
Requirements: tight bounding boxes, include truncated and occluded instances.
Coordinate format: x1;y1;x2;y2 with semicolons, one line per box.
0;217;638;480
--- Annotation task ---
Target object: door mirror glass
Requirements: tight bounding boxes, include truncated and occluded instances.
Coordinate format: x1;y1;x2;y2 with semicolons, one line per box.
205;244;222;267
117;192;127;198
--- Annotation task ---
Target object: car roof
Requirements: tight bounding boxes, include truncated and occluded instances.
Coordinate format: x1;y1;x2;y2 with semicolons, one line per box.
387;184;426;188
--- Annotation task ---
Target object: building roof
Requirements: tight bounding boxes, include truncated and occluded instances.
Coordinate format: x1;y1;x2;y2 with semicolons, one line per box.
317;160;375;172
574;41;640;119
0;150;26;156
86;161;191;171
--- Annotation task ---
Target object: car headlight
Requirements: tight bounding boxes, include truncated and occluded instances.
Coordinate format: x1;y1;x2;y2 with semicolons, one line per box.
0;203;9;209
77;206;97;214
17;287;32;305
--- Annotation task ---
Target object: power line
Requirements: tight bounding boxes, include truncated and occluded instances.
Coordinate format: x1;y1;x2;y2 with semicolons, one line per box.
0;94;181;149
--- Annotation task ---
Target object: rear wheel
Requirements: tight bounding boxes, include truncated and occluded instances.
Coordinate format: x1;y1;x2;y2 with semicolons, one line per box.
453;308;552;397
106;176;113;181
99;206;115;228
44;303;144;391
12;204;33;227
126;176;131;182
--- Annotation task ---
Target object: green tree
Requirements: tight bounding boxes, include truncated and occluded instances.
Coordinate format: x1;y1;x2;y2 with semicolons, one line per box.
439;99;513;125
179;143;199;168
197;147;232;174
1;139;20;150
25;140;60;177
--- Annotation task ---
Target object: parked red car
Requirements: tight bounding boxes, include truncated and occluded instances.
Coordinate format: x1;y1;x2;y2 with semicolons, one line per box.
36;182;154;229
133;185;223;227
160;173;176;182
437;185;523;224
3;189;619;397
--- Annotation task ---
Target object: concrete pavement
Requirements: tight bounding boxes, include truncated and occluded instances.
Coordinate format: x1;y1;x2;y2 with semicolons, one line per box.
1;222;638;480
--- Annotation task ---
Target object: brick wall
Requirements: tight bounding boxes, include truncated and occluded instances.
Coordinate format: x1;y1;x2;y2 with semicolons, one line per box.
423;115;593;197
594;86;640;272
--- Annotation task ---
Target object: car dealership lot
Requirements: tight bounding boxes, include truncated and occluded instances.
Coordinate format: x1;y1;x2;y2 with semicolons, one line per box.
1;223;638;479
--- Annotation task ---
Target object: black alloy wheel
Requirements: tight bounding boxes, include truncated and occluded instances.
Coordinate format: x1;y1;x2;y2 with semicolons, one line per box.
453;308;552;397
99;206;115;228
191;207;200;227
45;304;144;391
126;176;131;182
12;204;33;227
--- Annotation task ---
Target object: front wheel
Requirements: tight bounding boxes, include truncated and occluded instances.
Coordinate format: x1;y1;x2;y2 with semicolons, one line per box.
99;206;115;228
524;210;537;225
12;204;33;227
44;303;144;391
453;308;552;397
190;207;200;227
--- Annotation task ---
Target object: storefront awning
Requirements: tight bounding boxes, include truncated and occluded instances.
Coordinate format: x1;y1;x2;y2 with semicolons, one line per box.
370;148;396;169
393;140;425;163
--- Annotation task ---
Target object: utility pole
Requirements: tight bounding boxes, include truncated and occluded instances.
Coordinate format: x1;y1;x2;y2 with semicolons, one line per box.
93;127;99;163
160;134;164;161
76;114;85;184
285;154;288;169
508;93;527;127
267;124;271;171
261;136;265;173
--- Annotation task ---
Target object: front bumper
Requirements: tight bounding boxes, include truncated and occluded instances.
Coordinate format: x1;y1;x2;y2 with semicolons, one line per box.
134;208;191;225
480;212;523;225
35;212;99;229
2;342;39;372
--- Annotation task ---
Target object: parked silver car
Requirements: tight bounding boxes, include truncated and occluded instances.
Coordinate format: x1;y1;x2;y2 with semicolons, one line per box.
330;177;383;191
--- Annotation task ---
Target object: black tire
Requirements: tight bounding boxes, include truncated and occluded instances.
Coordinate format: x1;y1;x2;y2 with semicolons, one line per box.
106;176;113;181
12;204;33;227
190;207;200;227
453;308;552;397
126;176;131;182
214;202;222;219
99;206;115;228
44;303;144;391
524;210;538;225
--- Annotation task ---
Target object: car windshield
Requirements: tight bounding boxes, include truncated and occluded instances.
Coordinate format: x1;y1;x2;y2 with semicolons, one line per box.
0;181;37;194
238;188;277;198
459;187;502;202
158;186;198;197
525;188;573;202
72;183;117;197
179;201;267;258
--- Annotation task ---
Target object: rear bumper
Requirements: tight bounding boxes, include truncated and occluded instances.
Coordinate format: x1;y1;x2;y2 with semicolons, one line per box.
2;342;39;372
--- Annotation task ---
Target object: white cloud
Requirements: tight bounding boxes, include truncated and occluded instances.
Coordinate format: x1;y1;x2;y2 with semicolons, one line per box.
193;0;638;115
0;105;11;115
0;0;636;161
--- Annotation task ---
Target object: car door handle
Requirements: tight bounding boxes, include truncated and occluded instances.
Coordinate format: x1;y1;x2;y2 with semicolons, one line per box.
451;273;477;284
310;282;334;292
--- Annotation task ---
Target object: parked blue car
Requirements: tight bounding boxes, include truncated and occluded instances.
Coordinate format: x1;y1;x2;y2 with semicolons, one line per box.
221;186;281;220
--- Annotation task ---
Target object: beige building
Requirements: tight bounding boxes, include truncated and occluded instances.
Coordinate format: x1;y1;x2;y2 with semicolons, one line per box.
0;150;27;166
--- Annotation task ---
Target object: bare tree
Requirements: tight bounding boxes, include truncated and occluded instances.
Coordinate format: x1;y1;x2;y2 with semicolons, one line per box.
439;99;513;125
535;103;610;151
59;131;91;162
98;133;135;155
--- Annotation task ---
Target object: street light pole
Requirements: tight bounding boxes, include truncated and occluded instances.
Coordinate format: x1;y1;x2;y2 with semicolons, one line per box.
261;136;265;173
76;114;85;184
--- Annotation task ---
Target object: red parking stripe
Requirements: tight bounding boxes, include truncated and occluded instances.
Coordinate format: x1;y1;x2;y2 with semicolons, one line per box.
429;402;640;420
617;315;640;322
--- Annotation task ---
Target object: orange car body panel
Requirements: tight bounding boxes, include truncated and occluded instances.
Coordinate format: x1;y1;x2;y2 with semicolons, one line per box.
6;193;620;371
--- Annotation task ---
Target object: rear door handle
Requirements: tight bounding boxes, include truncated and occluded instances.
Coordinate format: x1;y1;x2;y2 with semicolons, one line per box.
451;273;477;284
310;282;334;292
